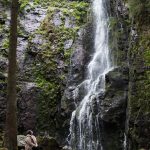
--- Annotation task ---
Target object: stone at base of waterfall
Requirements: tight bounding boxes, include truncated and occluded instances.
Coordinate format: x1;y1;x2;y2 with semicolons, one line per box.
62;146;72;150
38;137;61;150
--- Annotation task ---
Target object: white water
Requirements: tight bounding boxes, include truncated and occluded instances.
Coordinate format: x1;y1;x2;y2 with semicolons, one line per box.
69;0;113;149
123;133;127;150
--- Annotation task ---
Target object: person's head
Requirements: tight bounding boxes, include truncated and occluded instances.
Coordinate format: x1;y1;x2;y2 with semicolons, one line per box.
26;130;33;135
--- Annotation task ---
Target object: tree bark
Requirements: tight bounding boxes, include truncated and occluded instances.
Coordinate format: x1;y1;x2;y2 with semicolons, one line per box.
5;0;19;149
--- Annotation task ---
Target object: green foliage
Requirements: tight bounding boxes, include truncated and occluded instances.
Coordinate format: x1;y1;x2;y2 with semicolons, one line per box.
2;39;9;49
128;0;150;24
35;76;61;131
19;0;47;10
19;0;30;10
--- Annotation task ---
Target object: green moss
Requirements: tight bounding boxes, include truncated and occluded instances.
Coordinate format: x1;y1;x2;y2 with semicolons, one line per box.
35;76;61;132
38;0;89;66
22;0;89;133
2;39;9;49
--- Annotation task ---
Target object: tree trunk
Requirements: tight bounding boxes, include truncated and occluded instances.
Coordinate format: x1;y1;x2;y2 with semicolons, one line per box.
5;0;19;149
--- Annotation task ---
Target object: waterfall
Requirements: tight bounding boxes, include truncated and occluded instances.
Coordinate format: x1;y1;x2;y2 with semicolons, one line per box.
69;0;113;149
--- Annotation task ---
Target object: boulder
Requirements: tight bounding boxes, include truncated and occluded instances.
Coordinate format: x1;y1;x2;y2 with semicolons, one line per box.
38;137;61;150
62;146;72;150
17;135;26;147
17;82;41;132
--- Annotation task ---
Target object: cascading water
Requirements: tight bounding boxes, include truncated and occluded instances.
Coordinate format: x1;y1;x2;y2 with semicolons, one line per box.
69;0;113;149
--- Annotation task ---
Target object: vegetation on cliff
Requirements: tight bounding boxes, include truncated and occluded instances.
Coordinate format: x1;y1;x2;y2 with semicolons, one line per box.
26;0;89;134
0;0;90;145
126;0;150;149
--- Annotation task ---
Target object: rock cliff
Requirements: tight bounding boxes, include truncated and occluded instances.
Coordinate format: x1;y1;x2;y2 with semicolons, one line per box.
0;0;149;149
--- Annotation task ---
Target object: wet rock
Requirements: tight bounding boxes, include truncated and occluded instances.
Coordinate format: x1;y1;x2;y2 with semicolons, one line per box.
62;22;95;107
62;146;72;150
99;69;128;149
60;21;95;146
98;67;128;149
100;92;127;122
61;28;86;111
106;67;129;90
39;137;61;150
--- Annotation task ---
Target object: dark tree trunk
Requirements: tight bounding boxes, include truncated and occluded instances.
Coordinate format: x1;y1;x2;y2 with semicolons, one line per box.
5;0;19;149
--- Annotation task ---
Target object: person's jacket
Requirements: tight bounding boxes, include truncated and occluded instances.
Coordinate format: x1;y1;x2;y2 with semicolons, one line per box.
25;134;38;150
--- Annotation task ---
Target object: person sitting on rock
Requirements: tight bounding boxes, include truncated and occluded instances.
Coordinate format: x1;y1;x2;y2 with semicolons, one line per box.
25;130;38;150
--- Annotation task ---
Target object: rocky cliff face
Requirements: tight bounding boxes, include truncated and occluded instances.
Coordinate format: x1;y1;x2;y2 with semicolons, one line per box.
0;0;150;149
127;0;150;148
107;0;150;149
0;0;90;144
